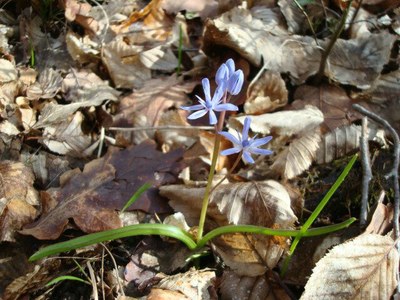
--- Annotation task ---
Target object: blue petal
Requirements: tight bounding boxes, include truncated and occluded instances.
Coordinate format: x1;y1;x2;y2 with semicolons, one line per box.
188;109;207;120
181;104;204;111
249;148;273;155
211;85;224;107
202;78;211;102
214;103;239;112
209;110;217;125
215;64;228;86
242;117;251;141
220;147;241;156
226;59;235;75
219;131;241;145
242;151;255;164
228;70;244;95
250;136;272;147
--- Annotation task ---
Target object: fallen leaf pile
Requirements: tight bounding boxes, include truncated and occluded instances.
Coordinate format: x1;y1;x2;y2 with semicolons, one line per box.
0;0;399;298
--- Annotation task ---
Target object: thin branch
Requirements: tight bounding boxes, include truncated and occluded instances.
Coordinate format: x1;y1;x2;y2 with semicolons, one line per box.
292;0;319;45
108;125;214;131
314;0;353;84
359;117;372;228
352;104;399;239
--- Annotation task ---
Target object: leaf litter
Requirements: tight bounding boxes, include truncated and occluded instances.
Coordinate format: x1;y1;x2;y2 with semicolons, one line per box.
0;0;399;299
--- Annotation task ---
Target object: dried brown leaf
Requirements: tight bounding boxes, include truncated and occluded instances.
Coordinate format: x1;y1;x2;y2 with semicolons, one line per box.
0;59;17;83
244;70;288;114
293;84;358;132
152;268;215;300
230;105;324;137
0;161;39;242
301;234;399;300
61;68;119;103
161;0;218;19
220;270;291;300
26;68;63;100
21;141;183;239
271;128;321;179
113;76;196;144
42;111;98;157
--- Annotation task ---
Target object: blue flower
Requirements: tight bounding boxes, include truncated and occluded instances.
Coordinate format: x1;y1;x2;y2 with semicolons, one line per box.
215;59;244;95
181;78;238;125
219;117;273;164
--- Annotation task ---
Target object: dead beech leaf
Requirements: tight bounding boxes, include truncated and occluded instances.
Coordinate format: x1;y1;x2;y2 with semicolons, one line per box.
367;70;400;104
244;70;288;114
301;234;399;300
26;68;63;100
102;36;151;89
271;128;321;179
21;140;183;240
0;161;39;242
293;84;359;132
230;105;324;137
151;268;216;300
42;111;98;157
220;270;291;300
0;59;17;83
113;76;196;144
61;68;119;103
365;197;393;235
326;33;396;88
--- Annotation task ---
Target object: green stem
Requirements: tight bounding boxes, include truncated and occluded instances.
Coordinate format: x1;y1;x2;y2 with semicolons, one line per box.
196;218;356;248
197;134;221;241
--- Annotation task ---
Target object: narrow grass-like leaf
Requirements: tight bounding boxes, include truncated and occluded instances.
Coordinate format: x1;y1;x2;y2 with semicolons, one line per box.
29;224;197;261
281;153;358;276
120;182;152;213
197;218;356;248
45;275;90;286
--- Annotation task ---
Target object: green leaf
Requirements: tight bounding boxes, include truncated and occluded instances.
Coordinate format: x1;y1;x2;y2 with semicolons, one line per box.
45;275;90;286
120;182;152;213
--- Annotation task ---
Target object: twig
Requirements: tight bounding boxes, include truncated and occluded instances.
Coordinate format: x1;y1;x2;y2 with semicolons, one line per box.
359;117;372;228
352;104;400;238
314;0;353;84
108;125;213;131
87;261;99;300
292;0;319;45
348;0;364;33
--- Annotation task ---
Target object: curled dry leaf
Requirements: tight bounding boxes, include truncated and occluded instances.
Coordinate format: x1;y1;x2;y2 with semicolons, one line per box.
271;128;321;179
230;105;324;137
42;111;98;157
301;234;399;300
220;270;291;300
0;59;17;83
26;68;63;100
150;268;216;300
102;36;151;89
326;33;396;88
161;0;219;19
62;68;119;103
65;31;100;64
244;70;288;114
0;161;39;242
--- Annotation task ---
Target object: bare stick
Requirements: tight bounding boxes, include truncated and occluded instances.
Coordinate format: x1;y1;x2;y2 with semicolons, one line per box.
359;117;372;228
352;104;399;239
314;0;353;84
108;125;214;131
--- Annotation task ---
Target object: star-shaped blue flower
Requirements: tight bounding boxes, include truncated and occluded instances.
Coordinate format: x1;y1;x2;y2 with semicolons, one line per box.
181;78;238;125
215;58;244;95
219;117;273;164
